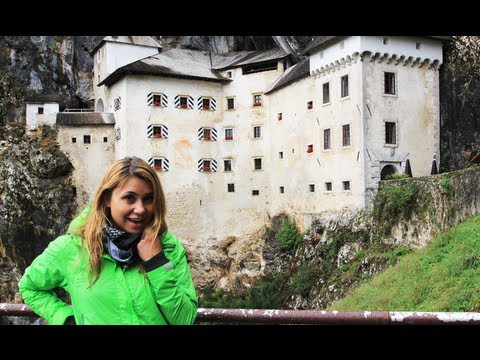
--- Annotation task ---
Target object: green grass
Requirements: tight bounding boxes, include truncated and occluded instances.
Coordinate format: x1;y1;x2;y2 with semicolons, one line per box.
328;214;480;312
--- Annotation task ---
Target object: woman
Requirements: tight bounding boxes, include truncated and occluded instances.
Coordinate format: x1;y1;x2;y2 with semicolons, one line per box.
18;156;198;325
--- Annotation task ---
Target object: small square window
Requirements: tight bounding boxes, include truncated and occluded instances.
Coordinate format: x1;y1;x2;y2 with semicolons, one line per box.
252;190;259;196
83;135;91;144
153;94;162;107
227;183;235;192
343;181;351;191
72;137;76;143
225;128;233;140
153;126;163;138
309;184;315;192
383;37;389;45
384;72;395;95
253;94;262;107
325;182;332;191
224;159;232;172
38;107;44;115
385;122;397;145
103;137;108;143
307;101;313;109
307;144;313;153
179;97;188;109
202;98;211;110
227;98;235;110
154;159;163;171
279;186;284;193
254;158;262;170
279;151;283;159
253;126;261;138
227;71;232;78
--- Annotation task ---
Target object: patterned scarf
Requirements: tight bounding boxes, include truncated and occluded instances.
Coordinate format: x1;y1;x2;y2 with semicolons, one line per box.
103;226;142;267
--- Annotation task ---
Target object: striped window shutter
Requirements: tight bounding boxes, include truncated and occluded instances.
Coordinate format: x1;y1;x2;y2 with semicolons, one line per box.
197;159;217;172
148;157;170;172
197;97;217;111
147;124;168;139
174;95;194;109
147;93;168;107
198;127;217;141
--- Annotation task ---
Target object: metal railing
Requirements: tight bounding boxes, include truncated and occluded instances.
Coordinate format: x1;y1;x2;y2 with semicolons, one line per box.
1;303;480;325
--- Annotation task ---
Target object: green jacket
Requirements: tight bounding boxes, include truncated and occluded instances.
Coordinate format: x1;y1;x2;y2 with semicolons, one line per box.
18;205;198;325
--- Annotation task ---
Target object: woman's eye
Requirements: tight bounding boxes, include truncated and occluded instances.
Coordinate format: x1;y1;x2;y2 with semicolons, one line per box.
123;194;136;202
144;196;154;204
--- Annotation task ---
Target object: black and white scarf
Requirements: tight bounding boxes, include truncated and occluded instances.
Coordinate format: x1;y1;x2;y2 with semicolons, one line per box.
103;226;142;267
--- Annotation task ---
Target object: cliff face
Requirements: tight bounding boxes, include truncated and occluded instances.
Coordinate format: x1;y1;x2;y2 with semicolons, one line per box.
0;123;75;302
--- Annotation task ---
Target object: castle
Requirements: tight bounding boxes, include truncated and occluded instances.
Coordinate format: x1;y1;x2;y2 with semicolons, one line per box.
26;36;447;284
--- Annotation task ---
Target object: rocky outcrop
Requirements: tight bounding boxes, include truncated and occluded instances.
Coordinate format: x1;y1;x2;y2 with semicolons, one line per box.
0;123;75;302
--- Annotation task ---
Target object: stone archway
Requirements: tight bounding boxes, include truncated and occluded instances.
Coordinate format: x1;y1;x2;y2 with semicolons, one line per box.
380;164;397;180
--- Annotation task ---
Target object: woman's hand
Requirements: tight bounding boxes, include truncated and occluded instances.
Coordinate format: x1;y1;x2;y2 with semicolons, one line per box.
137;229;162;261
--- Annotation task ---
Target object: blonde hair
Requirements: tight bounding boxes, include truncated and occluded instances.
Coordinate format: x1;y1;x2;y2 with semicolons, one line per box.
80;156;168;285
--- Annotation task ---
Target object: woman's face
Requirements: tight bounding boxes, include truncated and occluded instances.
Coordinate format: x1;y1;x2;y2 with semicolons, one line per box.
105;176;155;234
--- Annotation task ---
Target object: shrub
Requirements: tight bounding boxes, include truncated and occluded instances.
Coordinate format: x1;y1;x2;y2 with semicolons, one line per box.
276;220;302;250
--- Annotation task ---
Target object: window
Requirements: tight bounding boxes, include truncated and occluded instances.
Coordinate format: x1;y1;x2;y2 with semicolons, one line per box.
325;182;332;191
307;101;313;109
204;128;212;141
342;124;351;147
203;160;211;172
385;122;397;145
227;98;235;110
253;126;261;138
224;159;232;172
227;183;235;192
254;158;262;170
416;42;421;50
383;37;389;45
225;128;233;140
103;137;108;143
309;184;315;192
38;107;44;115
83;135;91;144
323;82;330;104
279;151;283;159
227;71;232;78
324;129;331;150
341;75;349;98
279;186;284;194
154;158;163;171
72;137;76;143
153;94;162;107
307;144;313;153
180;96;188;109
343;181;351;191
202;98;211;110
252;190;260;196
153;126;163;138
384;72;395;95
253;94;262;107
198;127;216;141
278;112;282;121
149;124;168;139
198;158;216;172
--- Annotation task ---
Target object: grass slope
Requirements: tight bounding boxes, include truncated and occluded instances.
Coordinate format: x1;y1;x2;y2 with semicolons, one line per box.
328;214;480;312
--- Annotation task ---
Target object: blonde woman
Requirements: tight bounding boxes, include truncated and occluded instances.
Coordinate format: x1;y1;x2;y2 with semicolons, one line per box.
18;156;198;325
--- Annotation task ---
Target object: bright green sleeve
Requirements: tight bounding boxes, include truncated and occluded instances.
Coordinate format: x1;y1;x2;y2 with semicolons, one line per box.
18;235;74;325
145;235;198;325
